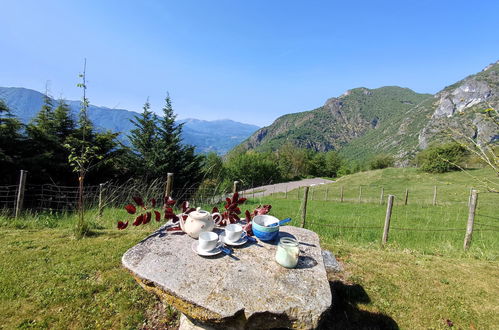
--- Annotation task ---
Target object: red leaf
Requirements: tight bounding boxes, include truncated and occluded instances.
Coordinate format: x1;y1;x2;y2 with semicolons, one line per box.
233;214;240;222
181;201;190;212
150;198;156;208
446;319;453;327
245;210;251;222
124;204;136;214
243;222;253;236
133;196;144;207
237;198;247;205
133;214;144;226
225;197;231;206
164;196;176;206
212;207;219;213
185;208;195;214
228;202;238;210
117;221;129;230
234;207;241;215
166;225;181;232
154;210;161;221
232;192;239;203
143;212;152;224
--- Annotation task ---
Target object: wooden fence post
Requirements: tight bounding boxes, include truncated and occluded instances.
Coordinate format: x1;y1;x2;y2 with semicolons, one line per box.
382;195;394;245
310;187;314;200
98;183;105;217
165;173;174;198
358;186;362;203
300;187;310;228
15;170;28;219
380;187;384;205
325;187;329;201
432;185;437;206
464;190;478;251
233;181;239;194
468;188;473;207
404;188;409;206
340;186;344;203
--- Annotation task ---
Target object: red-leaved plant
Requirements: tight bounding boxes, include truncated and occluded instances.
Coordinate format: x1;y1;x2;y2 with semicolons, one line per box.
117;192;271;236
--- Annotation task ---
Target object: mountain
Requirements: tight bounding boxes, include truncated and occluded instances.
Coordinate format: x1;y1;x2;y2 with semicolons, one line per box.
0;87;259;154
418;61;499;150
234;61;499;164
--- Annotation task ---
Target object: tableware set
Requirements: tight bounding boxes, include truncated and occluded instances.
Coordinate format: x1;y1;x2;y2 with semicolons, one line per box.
187;208;298;268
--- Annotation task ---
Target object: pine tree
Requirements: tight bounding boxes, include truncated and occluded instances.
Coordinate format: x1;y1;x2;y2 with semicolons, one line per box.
0;99;24;184
53;99;76;142
128;99;159;178
32;92;55;135
156;93;202;189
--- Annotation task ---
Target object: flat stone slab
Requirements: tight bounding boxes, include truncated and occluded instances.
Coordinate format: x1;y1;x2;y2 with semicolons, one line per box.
122;225;332;329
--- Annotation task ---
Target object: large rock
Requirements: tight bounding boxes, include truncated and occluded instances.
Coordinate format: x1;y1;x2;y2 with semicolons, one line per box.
122;226;332;329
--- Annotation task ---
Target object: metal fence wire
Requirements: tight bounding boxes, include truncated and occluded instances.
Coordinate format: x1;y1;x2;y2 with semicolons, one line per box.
0;181;233;214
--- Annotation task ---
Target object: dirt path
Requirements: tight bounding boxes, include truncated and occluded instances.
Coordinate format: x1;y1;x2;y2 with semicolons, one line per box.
240;178;335;198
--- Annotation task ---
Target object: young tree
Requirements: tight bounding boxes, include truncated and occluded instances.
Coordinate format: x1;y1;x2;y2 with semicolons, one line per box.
65;59;102;238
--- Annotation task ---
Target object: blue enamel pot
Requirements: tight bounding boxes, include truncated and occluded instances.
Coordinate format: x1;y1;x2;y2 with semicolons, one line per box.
252;215;280;241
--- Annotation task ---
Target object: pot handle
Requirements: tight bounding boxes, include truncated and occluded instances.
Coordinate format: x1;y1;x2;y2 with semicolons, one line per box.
212;212;223;225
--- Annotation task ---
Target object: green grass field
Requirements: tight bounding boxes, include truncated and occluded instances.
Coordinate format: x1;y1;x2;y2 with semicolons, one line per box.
0;167;497;328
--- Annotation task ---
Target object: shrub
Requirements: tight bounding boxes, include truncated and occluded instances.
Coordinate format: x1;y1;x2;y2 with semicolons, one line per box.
416;142;467;173
369;154;395;170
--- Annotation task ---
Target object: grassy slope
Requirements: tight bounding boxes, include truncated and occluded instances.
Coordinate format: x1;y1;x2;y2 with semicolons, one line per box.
0;168;498;328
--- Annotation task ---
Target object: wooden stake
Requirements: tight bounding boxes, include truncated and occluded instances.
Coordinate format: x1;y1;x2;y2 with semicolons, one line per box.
358;186;362;203
340;186;344;203
233;181;239;194
432;185;437;206
300;187;310;228
468;187;473;207
15;170;27;219
165;173;174;198
380;187;384;205
404;188;409;206
464;190;478;251
98;183;105;217
310;187;314;200
382;195;394;245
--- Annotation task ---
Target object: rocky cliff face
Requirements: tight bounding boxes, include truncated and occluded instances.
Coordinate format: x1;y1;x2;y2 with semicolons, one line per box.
418;61;499;149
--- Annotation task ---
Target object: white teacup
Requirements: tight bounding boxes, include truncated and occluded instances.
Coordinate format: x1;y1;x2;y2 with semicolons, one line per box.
225;224;244;243
198;232;219;251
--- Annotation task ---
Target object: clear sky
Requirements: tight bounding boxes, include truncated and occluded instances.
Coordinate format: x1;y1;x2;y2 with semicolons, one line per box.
1;0;498;126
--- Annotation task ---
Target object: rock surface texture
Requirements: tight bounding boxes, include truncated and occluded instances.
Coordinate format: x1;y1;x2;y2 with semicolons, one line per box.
122;226;332;329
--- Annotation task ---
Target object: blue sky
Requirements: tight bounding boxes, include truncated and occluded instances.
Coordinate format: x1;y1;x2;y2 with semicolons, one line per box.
1;0;498;126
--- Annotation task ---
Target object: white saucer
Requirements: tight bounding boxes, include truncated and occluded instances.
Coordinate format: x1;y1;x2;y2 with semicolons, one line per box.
191;241;222;256
219;232;248;246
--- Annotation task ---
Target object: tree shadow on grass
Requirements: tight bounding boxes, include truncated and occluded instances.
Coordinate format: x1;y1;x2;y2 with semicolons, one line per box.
317;281;399;330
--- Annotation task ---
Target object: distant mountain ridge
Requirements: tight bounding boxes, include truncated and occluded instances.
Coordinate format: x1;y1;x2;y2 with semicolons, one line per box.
0;87;259;155
234;61;499;164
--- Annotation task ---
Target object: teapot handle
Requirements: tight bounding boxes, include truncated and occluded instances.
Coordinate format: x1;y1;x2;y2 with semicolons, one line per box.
212;212;223;226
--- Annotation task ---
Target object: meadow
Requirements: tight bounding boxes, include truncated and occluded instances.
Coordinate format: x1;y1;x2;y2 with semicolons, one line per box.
0;167;497;329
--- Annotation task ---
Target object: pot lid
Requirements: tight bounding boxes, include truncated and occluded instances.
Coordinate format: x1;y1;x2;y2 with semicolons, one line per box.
189;207;211;220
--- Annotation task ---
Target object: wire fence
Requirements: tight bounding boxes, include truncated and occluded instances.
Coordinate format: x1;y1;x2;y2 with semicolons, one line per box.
0;180;234;215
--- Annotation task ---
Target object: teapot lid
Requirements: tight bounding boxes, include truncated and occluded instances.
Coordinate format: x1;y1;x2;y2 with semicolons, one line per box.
189;207;211;220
